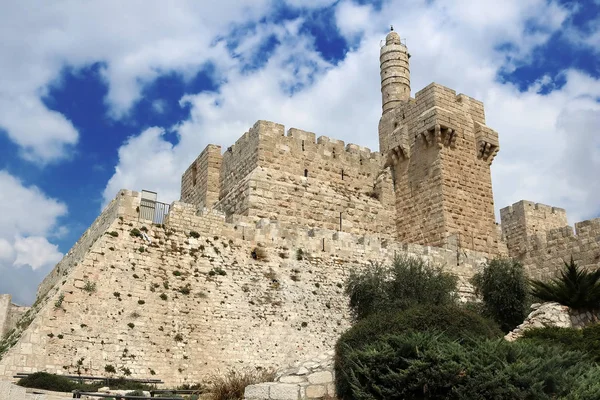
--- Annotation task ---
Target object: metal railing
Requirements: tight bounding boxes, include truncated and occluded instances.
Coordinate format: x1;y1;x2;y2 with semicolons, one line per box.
139;190;170;224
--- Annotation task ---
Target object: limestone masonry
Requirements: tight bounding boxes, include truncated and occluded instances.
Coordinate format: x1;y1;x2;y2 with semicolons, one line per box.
1;29;598;387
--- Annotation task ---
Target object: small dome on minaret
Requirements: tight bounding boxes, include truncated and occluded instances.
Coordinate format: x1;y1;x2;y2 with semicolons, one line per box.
386;30;401;45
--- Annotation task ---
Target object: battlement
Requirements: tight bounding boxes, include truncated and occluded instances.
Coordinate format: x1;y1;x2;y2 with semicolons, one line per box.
499;200;599;280
181;120;394;237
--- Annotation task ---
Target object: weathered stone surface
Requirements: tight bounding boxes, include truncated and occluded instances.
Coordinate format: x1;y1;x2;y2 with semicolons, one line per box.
307;371;332;385
244;383;272;399
505;302;597;341
269;384;299;400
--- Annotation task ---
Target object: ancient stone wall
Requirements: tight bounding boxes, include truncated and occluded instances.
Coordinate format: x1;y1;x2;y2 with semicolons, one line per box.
36;191;139;300
500;201;569;258
2;301;29;340
0;296;10;340
379;83;501;254
0;190;490;386
180;144;222;209
190;120;397;237
500;200;600;280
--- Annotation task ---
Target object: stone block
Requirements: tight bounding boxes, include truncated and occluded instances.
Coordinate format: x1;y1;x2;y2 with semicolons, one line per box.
244;382;272;399
305;384;327;398
269;383;299;400
307;371;332;385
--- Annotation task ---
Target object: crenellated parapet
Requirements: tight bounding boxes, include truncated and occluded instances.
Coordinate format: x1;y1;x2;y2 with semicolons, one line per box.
500;200;599;280
182;120;395;237
378;81;501;254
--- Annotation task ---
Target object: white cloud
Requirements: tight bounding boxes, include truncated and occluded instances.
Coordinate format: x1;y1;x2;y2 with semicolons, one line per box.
0;0;275;163
0;171;66;301
101;0;600;226
12;236;62;271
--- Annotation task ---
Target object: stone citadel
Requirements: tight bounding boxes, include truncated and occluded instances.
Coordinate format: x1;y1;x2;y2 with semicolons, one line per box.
0;30;599;386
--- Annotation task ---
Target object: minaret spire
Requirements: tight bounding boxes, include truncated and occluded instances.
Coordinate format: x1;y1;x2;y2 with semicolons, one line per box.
379;28;410;114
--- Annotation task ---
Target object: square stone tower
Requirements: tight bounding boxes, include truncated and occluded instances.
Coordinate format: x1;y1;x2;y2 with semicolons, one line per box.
378;29;501;253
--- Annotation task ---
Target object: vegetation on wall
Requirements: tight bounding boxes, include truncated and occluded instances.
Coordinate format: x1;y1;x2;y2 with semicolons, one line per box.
335;256;600;400
471;258;530;332
530;257;600;311
344;255;458;320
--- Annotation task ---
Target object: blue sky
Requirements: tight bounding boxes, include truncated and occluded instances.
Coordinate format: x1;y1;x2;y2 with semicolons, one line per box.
1;0;599;305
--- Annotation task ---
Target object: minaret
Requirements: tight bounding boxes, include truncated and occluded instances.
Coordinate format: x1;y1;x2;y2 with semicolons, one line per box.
380;27;410;114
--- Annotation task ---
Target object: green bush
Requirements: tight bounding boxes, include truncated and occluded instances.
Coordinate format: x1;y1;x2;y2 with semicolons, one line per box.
531;257;600;311
18;372;82;392
471;258;530;332
209;368;275;400
345;255;458;320
335;305;502;398
522;323;600;362
336;331;600;400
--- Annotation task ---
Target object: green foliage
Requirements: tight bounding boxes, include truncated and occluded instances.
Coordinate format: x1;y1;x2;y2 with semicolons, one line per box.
108;231;119;237
160;293;168;301
345;255;458;320
530;257;600;311
522;324;600;362
189;231;200;238
104;364;116;374
130;228;142;238
54;293;65;309
174;333;183;342
471;258;530;332
126;390;145;396
335;305;502;398
18;372;80;392
138;300;145;305
296;248;304;261
127;322;135;329
336;331;600;400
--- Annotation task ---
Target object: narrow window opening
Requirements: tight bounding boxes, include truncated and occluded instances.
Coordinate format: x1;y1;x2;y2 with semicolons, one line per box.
191;163;197;186
322;238;325;252
332;149;336;159
339;212;343;231
341;169;344;180
302;140;305;151
304;169;308;178
359;158;363;166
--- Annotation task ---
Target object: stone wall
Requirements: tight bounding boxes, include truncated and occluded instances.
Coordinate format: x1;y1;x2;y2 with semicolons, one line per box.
500;201;569;258
0;295;30;340
180;145;223;209
500;200;600;280
186;120;397;237
36;190;139;301
0;190;491;386
379;83;501;254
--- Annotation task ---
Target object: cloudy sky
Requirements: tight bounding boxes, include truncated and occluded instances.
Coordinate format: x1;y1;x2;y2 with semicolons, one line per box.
1;0;599;305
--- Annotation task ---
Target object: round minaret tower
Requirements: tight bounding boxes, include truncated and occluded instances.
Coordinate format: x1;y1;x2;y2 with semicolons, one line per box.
380;27;410;114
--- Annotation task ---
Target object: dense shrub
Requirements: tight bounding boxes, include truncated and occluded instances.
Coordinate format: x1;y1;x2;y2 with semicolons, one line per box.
208;368;275;400
522;323;600;362
531;257;600;311
17;373;153;393
336;331;600;400
18;372;84;392
471;258;530;332
335;305;502;398
345;255;458;320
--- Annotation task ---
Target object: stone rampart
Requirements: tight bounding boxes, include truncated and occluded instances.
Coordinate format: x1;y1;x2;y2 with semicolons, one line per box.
379;83;501;254
0;190;491;386
36;191;140;301
180;144;222;209
500;200;600;280
214;120;395;237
